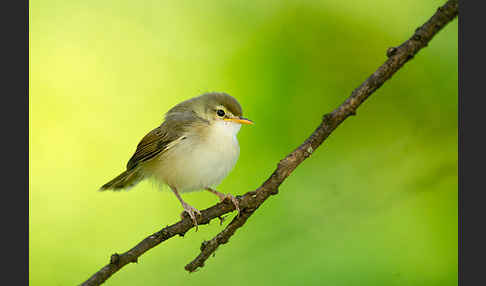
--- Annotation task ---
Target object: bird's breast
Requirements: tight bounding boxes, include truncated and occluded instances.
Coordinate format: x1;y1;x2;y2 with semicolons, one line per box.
150;121;241;192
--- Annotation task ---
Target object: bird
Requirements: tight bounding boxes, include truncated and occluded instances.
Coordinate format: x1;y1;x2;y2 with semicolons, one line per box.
99;92;253;228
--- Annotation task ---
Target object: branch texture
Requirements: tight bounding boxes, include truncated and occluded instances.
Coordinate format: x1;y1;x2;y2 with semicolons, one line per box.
81;1;458;284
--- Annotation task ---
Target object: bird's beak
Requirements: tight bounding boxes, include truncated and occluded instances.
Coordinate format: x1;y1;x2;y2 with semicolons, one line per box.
225;117;254;125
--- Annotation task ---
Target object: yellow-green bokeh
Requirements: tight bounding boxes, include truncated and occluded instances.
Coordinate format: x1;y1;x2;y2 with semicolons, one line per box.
30;0;457;285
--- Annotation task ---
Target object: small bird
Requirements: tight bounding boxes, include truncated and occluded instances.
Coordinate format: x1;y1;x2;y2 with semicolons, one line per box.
99;92;253;228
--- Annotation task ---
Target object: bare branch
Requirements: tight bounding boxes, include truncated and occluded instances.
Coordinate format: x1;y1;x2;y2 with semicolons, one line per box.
80;0;458;284
185;0;459;273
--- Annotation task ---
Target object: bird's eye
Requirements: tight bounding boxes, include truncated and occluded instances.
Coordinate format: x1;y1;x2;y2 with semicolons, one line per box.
217;109;225;117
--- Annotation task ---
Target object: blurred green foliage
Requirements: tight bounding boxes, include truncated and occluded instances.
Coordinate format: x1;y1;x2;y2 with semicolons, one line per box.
29;0;457;285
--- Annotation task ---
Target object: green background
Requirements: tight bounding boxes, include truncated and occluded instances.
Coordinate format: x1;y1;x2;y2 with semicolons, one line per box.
29;0;457;285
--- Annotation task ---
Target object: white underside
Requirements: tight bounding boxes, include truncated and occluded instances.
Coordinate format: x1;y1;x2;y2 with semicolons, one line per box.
145;121;241;192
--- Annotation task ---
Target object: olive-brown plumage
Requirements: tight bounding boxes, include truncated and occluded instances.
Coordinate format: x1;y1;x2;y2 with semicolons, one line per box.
100;92;253;227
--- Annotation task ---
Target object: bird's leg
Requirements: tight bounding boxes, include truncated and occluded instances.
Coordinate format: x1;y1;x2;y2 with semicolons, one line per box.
171;187;201;230
206;187;240;215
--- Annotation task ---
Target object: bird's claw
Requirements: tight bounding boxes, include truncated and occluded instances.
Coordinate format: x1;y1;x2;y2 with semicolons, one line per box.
180;203;201;231
224;193;240;216
206;188;241;217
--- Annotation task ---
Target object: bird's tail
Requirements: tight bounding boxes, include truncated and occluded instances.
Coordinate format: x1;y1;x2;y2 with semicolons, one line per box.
99;169;144;191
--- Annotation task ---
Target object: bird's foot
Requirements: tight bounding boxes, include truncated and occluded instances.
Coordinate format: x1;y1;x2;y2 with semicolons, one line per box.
206;188;240;216
180;202;201;230
222;193;240;215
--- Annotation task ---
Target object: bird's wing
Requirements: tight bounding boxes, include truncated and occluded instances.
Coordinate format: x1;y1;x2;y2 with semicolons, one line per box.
126;111;208;171
126;124;182;171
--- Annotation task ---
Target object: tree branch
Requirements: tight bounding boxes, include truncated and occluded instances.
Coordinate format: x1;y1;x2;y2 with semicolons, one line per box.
184;0;459;272
81;0;458;284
